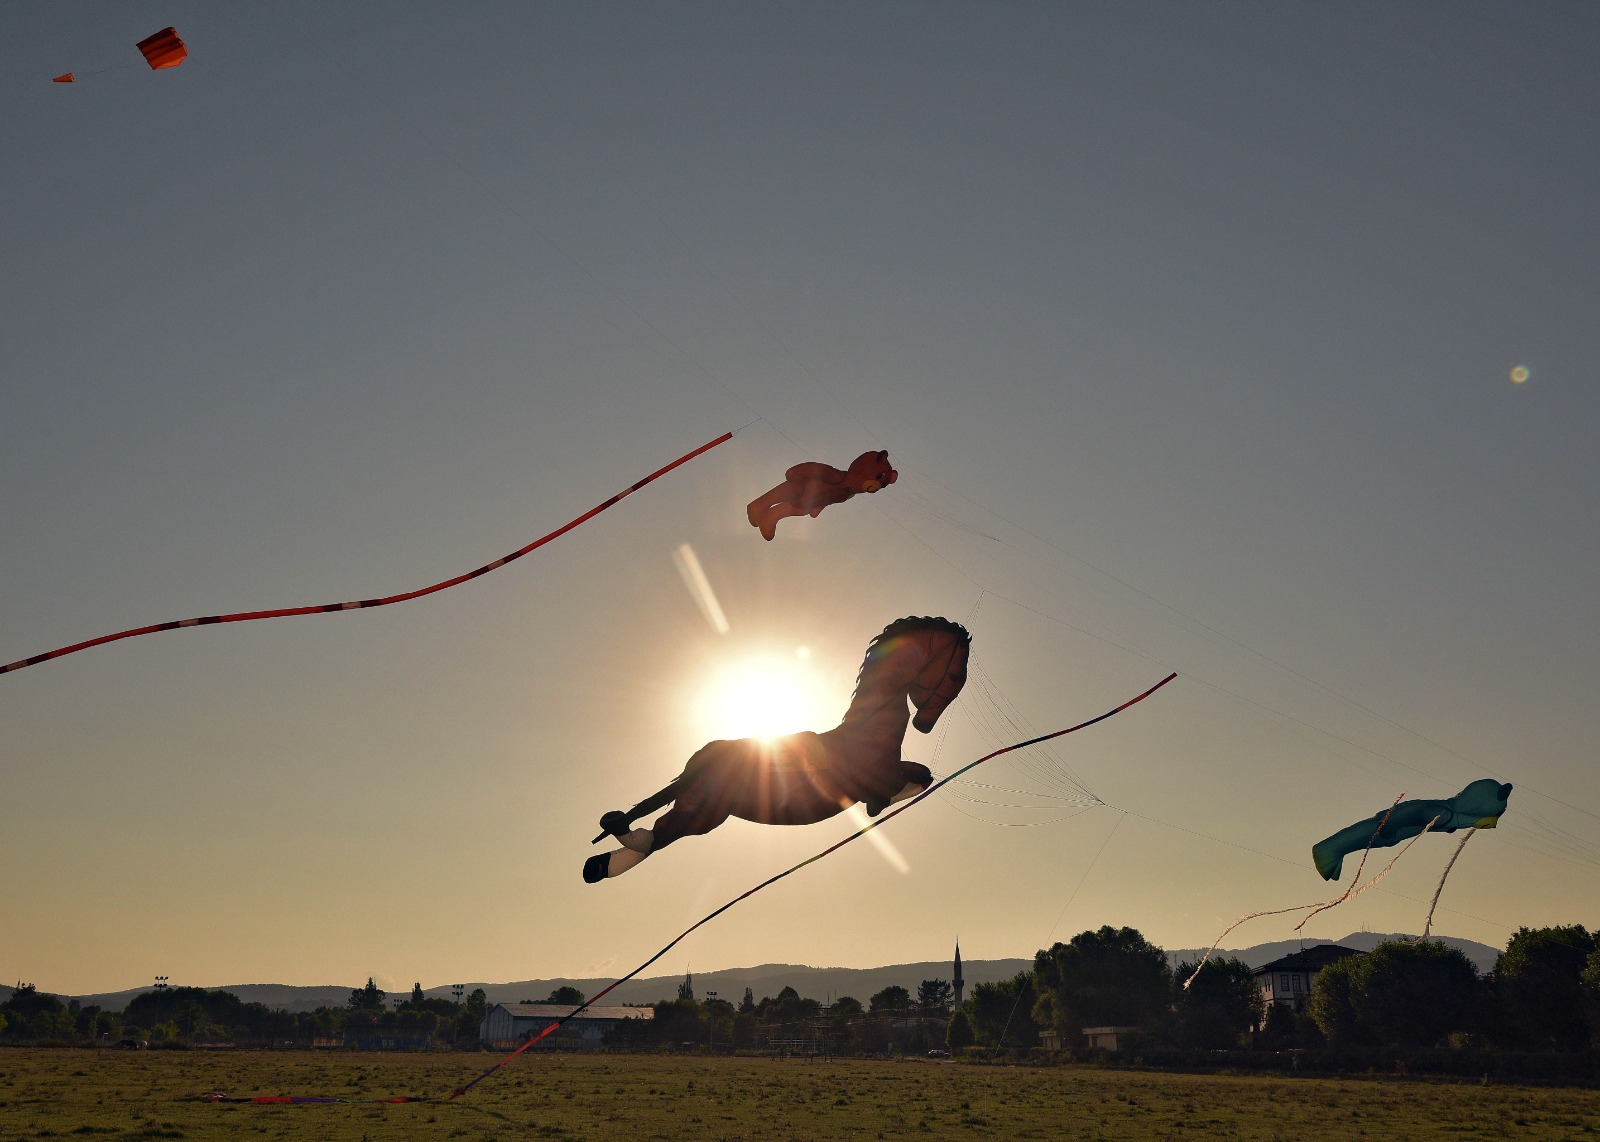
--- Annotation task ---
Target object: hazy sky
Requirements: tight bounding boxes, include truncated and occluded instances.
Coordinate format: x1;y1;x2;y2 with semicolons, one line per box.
4;2;1596;996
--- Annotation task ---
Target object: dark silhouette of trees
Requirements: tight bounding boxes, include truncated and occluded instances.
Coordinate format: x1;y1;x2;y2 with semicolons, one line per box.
1495;925;1596;1051
1173;957;1261;1049
1307;954;1365;1046
543;986;586;1005
1309;940;1478;1048
1033;926;1171;1042
760;985;822;1033
0;985;70;1041
946;1008;975;1052
831;995;863;1017
348;978;386;1011
917;979;953;1020
967;971;1038;1048
869;985;911;1014
826;996;863;1052
3;984;64;1022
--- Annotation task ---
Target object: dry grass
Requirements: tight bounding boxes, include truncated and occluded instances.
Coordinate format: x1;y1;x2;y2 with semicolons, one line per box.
1;1049;1597;1140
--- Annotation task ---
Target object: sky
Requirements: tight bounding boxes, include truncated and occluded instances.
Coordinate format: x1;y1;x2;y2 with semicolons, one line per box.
3;2;1596;997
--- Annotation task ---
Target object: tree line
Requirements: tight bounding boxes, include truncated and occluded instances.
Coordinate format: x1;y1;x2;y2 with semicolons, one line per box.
997;923;1600;1057
0;978;492;1049
602;924;1600;1058
5;922;1596;1057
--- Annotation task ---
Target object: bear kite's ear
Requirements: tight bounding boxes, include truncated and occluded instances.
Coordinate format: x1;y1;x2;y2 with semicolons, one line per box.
877;450;889;462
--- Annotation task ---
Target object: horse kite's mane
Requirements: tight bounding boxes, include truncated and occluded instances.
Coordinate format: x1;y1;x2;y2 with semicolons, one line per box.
851;615;971;697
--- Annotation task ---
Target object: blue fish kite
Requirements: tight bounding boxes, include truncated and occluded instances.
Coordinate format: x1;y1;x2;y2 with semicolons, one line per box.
1312;779;1513;881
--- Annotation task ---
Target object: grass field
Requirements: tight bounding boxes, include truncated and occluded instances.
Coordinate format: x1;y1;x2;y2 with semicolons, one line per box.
1;1049;1598;1141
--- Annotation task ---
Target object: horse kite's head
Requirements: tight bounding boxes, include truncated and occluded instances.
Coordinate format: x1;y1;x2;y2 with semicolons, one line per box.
862;616;971;734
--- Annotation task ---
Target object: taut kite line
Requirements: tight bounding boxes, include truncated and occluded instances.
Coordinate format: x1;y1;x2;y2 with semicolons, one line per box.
3;432;734;676
448;670;1177;1100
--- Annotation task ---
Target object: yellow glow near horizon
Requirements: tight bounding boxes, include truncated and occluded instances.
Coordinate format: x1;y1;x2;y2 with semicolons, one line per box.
696;650;835;741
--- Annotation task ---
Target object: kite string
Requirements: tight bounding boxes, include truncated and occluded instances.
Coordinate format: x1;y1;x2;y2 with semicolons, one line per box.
1409;829;1475;943
447;670;1179;1100
1291;815;1439;933
1180;796;1408;988
2;430;739;676
990;808;1127;1056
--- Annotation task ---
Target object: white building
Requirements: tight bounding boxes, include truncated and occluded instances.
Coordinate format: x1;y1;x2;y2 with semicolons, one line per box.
1254;945;1361;1013
478;1002;653;1050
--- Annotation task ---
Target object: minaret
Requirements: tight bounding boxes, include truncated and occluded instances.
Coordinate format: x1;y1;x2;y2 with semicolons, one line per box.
953;940;964;1006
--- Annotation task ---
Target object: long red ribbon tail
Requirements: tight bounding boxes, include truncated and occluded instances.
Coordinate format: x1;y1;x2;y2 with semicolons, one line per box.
3;432;734;676
448;670;1178;1099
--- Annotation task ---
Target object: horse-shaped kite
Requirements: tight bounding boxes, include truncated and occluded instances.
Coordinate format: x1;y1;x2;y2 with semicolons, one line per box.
584;616;970;882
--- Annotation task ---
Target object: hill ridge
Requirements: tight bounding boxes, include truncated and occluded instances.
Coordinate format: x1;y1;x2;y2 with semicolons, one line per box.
21;932;1499;1015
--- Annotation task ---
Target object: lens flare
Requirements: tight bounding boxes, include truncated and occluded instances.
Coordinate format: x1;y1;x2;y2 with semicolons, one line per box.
1510;366;1530;384
844;801;911;874
672;543;729;633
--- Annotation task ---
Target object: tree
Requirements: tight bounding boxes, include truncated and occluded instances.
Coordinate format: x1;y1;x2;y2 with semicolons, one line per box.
826;996;863;1053
3;984;64;1022
917;979;953;1020
348;978;386;1011
831;996;864;1017
454;989;488;1046
651;997;704;1046
1033;927;1171;1040
1358;940;1479;1048
1581;946;1600;1050
544;986;586;1005
1258;997;1316;1051
946;1008;975;1052
678;973;695;1002
1307;955;1366;1046
740;987;755;1014
761;986;821;1036
1310;941;1479;1048
968;972;1038;1049
1173;958;1261;1049
1495;926;1596;1051
410;982;425;1007
869;985;911;1014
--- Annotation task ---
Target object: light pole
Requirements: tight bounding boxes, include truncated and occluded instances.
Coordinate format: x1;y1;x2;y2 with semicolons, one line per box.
153;976;169;1037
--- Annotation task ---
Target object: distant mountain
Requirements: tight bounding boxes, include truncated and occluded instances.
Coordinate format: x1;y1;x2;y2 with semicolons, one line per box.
36;932;1501;1014
1164;931;1501;974
56;961;1029;1015
67;983;354;1014
430;959;1036;1014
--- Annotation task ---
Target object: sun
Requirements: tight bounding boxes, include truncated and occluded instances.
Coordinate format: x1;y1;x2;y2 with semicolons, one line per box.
695;649;836;742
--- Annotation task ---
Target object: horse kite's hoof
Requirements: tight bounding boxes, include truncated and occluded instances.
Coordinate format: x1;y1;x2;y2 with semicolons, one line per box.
594;811;630;844
582;853;611;884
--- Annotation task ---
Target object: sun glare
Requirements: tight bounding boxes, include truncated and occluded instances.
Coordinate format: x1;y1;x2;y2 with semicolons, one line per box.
697;650;835;742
